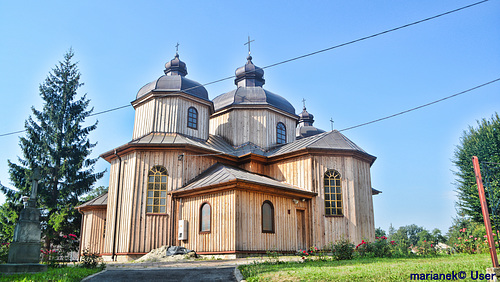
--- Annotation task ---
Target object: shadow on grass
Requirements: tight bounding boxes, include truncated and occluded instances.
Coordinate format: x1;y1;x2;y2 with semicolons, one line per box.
238;255;454;279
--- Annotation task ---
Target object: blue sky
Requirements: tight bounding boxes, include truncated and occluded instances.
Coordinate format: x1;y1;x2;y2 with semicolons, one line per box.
0;0;499;234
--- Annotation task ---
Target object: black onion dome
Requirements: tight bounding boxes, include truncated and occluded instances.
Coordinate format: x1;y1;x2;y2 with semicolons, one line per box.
212;56;295;115
296;106;325;139
298;107;314;126
136;54;209;101
164;53;187;76
234;56;265;87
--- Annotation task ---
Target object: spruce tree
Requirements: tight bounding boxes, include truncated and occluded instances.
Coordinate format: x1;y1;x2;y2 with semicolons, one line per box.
1;49;104;251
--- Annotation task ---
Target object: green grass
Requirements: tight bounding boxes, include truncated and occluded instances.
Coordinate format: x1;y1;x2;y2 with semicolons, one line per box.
239;254;494;281
0;266;103;282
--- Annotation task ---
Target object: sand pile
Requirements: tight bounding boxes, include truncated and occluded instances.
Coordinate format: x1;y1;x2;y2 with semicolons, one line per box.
135;246;197;262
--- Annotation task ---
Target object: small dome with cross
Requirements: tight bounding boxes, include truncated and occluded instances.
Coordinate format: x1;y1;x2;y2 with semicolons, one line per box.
136;53;209;101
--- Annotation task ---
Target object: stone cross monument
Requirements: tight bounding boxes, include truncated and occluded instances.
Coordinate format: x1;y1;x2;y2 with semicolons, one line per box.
0;168;47;273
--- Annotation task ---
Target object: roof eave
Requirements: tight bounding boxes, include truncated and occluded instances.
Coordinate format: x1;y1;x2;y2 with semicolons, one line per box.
171;179;317;198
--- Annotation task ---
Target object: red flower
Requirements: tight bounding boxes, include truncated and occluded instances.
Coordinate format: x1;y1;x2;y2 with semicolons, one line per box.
302;256;305;259
423;240;426;243
431;244;433;247
63;235;67;238
69;234;77;238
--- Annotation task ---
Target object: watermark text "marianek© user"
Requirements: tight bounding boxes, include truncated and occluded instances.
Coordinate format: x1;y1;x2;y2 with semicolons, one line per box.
410;271;495;280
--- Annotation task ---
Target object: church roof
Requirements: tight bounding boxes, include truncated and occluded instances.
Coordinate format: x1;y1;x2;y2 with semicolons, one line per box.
296;126;326;139
213;87;296;115
173;163;316;196
103;130;375;163
136;54;209;102
212;56;296;116
128;133;235;154
267;130;375;161
76;193;108;210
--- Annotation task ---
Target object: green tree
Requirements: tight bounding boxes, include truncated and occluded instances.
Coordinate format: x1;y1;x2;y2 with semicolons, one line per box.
0;201;20;242
1;49;104;251
375;227;386;238
453;113;500;223
80;186;108;203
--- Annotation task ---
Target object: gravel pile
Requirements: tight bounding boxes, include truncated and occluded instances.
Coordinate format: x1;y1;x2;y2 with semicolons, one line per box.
135;246;197;263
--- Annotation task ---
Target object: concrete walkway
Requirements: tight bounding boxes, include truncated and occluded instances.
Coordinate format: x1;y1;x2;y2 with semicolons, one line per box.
105;257;264;269
84;256;303;281
85;267;237;282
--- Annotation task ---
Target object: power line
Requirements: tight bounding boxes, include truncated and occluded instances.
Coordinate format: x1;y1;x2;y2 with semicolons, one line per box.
0;0;492;138
262;0;491;70
339;77;500;132
0;129;27;138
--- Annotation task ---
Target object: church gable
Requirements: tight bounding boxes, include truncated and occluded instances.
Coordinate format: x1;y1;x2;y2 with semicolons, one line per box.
172;163;316;198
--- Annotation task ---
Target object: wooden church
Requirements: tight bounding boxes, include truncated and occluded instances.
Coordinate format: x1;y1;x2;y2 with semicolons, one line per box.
77;50;379;261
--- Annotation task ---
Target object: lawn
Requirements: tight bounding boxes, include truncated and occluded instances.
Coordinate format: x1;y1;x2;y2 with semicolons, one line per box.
0;266;103;282
239;254;494;281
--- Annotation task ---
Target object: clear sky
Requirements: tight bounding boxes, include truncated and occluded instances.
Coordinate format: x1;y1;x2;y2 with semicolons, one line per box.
0;0;499;234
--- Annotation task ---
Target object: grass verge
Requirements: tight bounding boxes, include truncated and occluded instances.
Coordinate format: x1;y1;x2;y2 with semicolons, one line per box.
0;266;103;282
239;254;492;281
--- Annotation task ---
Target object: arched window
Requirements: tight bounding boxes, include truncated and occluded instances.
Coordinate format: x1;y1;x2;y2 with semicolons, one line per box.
200;202;211;233
147;165;168;213
324;170;343;216
187;107;198;129
276;122;286;144
262;201;275;233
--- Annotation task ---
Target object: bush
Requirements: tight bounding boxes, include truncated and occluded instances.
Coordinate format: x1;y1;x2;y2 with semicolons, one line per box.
356;237;405;258
356;240;375;258
330;238;354;260
0;242;10;263
41;249;60;267
413;240;437;256
80;249;104;269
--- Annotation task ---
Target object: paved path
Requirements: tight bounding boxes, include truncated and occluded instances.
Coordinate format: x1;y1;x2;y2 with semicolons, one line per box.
84;256;302;281
85;266;236;282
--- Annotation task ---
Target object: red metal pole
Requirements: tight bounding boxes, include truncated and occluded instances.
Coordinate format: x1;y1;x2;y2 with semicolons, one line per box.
472;156;499;267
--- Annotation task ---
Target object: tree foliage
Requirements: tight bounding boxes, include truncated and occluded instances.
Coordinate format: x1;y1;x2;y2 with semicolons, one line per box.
388;224;446;250
80;186;108;203
1;49;104;250
453;113;500;222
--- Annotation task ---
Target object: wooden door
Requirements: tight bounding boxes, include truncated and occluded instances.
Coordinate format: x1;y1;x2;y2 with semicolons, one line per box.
296;210;306;250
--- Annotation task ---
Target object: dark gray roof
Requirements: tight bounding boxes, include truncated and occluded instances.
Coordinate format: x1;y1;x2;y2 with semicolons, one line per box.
174;163;315;195
136;75;209;101
212;87;296;115
129;133;235;154
267;130;374;160
136;54;209;102
296;126;326;139
372;188;382;195
123;130;374;162
234;56;265;87
76;193;108;209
